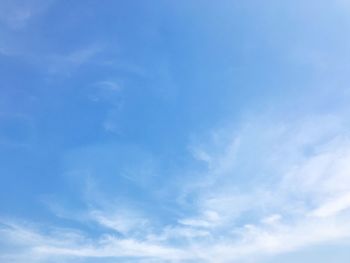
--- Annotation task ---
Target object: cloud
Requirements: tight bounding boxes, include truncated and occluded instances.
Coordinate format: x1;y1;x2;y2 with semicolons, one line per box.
46;45;104;76
175;112;350;260
0;221;189;263
89;209;149;235
0;0;54;29
311;192;350;218
2;111;350;262
0;0;54;57
94;81;121;92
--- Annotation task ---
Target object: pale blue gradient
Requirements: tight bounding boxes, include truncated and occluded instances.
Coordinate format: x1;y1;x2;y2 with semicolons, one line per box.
1;1;350;262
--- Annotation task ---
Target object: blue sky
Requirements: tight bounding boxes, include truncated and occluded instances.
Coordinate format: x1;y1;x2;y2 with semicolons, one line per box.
1;0;350;262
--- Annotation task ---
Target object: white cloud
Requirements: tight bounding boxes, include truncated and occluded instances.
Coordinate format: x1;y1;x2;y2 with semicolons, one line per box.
2;112;350;262
311;192;350;218
89;209;149;235
174;112;350;261
0;221;189;262
46;45;103;76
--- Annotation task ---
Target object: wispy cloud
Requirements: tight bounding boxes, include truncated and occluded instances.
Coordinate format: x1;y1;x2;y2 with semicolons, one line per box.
46;45;104;76
0;0;54;30
89;209;149;236
0;220;189;263
2;110;350;262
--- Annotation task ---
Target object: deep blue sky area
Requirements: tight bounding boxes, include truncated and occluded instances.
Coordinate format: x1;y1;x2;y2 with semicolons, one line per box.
1;1;350;262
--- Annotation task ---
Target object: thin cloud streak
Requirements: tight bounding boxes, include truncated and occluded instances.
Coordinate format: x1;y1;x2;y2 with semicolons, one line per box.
2;111;350;262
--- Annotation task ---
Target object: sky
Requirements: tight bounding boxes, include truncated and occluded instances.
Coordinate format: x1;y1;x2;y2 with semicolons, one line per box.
1;0;350;262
